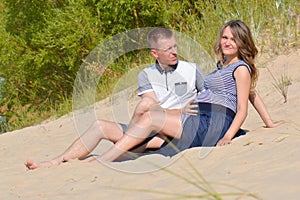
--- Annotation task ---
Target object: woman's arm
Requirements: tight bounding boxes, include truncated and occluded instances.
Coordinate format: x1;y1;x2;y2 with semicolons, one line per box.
217;66;251;146
249;91;285;128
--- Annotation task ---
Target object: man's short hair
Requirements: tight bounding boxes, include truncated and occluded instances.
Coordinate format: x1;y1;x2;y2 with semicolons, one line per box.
147;27;174;49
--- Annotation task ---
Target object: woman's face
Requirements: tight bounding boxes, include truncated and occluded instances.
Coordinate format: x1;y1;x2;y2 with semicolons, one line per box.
220;26;239;59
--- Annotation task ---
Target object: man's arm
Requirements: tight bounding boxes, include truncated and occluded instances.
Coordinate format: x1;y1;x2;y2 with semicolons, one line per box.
140;91;158;103
195;66;205;93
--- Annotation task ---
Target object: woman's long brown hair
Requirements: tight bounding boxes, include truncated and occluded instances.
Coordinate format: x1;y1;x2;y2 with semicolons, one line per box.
214;20;258;92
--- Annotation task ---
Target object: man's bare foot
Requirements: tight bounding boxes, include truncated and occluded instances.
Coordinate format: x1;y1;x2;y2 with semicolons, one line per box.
24;160;39;170
24;160;56;170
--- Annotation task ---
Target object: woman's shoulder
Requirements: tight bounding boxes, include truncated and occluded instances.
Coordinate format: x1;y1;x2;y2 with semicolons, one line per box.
232;60;249;67
232;60;251;74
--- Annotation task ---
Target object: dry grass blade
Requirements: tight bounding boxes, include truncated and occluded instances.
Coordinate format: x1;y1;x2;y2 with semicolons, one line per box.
273;75;292;103
267;67;292;103
119;154;262;200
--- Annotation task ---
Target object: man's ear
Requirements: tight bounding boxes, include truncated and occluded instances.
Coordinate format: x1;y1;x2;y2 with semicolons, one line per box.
150;49;158;58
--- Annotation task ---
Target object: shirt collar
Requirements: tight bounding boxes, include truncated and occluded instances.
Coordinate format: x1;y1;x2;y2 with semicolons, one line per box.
155;60;178;74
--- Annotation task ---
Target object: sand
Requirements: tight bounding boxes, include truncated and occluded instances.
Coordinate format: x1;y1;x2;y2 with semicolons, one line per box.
0;48;300;200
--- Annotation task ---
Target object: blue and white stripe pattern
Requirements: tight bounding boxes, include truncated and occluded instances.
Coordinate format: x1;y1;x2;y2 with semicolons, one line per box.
195;60;251;113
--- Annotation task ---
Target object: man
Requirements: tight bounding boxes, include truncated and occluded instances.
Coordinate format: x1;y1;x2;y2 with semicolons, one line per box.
25;27;204;169
124;27;204;149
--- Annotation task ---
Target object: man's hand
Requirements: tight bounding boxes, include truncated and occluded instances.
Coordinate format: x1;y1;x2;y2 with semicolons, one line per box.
182;99;198;115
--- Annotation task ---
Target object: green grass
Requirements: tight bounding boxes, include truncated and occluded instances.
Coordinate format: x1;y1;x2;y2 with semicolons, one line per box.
0;0;299;133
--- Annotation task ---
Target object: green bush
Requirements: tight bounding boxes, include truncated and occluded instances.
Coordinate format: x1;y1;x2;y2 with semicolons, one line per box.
0;0;299;133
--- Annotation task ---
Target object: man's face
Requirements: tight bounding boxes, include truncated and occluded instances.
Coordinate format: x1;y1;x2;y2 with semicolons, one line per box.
151;36;178;67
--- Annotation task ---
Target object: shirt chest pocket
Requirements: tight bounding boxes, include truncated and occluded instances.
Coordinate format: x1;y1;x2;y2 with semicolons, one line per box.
175;82;187;96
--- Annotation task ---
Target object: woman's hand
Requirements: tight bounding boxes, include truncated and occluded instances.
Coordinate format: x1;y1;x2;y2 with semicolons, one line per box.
217;137;232;146
265;120;285;128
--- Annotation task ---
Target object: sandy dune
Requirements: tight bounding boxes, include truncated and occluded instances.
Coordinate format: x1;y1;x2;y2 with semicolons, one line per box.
0;48;300;200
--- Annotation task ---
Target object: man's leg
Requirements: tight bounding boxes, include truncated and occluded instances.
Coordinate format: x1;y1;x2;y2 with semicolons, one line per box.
128;97;169;152
25;119;124;170
97;108;183;162
130;96;157;125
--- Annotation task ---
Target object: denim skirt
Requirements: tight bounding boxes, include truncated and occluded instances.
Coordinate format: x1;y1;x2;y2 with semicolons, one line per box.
155;103;241;157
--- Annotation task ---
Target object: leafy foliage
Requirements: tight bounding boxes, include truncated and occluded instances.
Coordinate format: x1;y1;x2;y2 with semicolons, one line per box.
0;0;299;132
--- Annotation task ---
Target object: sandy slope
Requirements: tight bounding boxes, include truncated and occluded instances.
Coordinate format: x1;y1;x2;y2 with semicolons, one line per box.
0;49;299;200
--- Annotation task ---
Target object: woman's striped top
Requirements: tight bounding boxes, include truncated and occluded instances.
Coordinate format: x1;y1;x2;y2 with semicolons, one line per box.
195;60;251;113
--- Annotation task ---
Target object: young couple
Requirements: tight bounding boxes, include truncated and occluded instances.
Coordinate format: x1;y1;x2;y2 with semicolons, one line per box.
25;20;284;170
